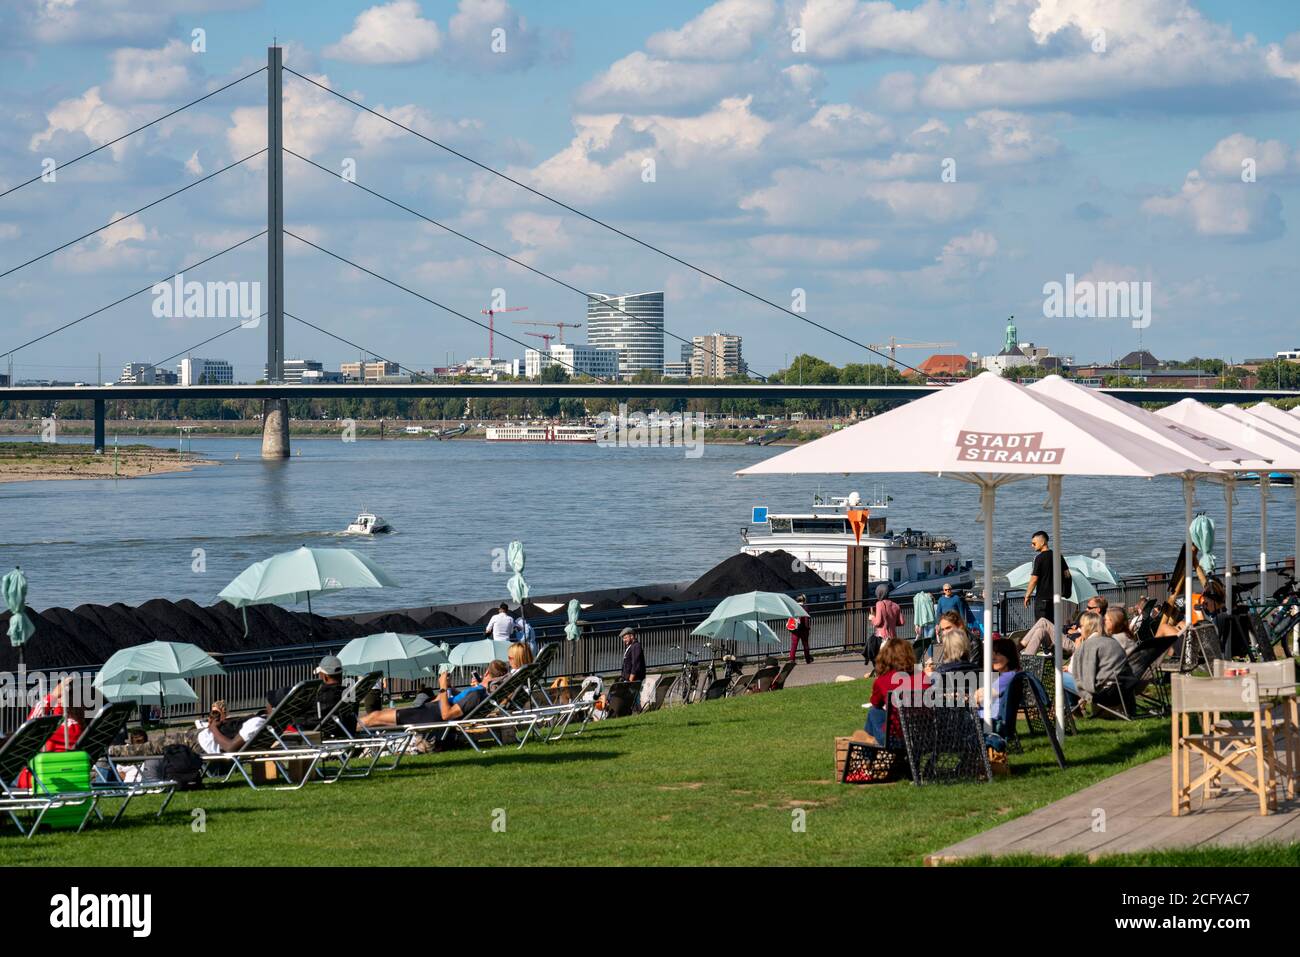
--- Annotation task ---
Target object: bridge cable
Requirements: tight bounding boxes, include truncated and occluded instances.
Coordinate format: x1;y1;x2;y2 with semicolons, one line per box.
284;312;436;383
0;67;268;200
153;313;268;370
0;149;267;282
283;147;766;382
282;66;932;383
0;230;267;360
283;230;611;384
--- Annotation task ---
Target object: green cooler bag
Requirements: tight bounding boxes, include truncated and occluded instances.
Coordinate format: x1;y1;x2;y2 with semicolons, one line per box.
29;751;93;830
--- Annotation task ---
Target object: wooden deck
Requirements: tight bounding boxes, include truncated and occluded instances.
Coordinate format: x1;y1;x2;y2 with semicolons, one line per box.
927;751;1300;863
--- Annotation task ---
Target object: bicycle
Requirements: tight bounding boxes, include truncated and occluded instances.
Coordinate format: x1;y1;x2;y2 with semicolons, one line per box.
700;641;747;699
665;646;702;706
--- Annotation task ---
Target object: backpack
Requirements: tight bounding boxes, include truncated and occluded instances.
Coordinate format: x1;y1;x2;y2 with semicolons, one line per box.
161;743;204;790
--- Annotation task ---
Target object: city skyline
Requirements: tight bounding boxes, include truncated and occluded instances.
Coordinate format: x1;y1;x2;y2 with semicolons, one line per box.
1;1;1298;384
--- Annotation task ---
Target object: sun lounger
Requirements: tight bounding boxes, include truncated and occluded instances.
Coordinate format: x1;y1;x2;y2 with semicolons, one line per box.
200;678;335;790
0;715;72;836
76;701;177;824
770;661;797;690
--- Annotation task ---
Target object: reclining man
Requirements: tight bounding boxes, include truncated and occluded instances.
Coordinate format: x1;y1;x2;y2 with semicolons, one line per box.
199;689;283;753
360;660;508;730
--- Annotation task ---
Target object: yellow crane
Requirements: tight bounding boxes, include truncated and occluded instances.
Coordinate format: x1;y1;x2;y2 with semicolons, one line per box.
868;337;958;369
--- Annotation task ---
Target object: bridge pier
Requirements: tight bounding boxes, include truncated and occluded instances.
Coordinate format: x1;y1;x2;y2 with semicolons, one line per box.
260;398;290;458
93;398;105;453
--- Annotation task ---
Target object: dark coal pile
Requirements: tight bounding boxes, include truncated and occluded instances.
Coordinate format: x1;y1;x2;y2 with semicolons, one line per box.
474;601;549;625
683;551;827;601
583;597;624;613
418;611;466;630
356;612;426;635
758;550;829;590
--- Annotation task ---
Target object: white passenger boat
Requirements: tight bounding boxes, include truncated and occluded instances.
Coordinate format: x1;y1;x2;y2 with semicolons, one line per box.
345;511;392;535
740;491;974;595
485;423;597;442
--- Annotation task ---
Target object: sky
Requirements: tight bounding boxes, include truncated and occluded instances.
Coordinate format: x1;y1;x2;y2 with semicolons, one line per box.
0;0;1298;384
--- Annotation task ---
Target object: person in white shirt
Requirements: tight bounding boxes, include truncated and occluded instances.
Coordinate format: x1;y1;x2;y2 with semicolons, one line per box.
485;602;514;641
197;690;280;754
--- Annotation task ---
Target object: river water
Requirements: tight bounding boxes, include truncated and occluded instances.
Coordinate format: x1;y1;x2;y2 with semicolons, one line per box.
0;435;1295;613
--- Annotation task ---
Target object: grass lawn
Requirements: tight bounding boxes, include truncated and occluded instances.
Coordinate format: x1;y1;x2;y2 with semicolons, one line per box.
7;680;1185;866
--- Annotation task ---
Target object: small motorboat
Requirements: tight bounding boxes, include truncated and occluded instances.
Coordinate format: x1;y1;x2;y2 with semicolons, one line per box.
345;511;392;535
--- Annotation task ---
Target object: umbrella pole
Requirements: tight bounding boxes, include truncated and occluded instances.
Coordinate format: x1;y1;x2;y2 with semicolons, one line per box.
981;482;995;733
306;593;317;653
1259;475;1270;602
1224;477;1235;610
1183;478;1195;632
1049;475;1064;738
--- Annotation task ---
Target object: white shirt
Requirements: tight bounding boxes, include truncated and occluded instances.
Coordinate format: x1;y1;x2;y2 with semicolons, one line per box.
486;612;514;641
197;715;266;754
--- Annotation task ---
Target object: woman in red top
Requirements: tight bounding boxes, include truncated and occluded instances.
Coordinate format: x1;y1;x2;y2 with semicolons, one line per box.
864;640;929;745
16;676;84;789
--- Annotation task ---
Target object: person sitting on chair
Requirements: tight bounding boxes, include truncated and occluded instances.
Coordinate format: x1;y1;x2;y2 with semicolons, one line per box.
972;638;1020;732
1068;611;1131;710
360;660;508;728
1104;608;1138;656
863;640;928;746
198;691;282;754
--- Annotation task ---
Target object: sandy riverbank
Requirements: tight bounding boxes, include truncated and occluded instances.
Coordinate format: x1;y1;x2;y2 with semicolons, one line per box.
0;444;216;483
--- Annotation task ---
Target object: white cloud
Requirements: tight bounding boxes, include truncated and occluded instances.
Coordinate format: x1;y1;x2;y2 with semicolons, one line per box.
1142;170;1284;240
749;233;881;264
961;110;1060;165
445;0;540;71
1199;133;1297;180
506;212;570;252
576;52;756;113
185;149;203;175
29;86;150;160
324;1;442;65
105;40;197;101
646;0;777;61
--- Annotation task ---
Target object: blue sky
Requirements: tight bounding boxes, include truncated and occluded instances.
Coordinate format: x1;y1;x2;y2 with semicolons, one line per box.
1;0;1298;383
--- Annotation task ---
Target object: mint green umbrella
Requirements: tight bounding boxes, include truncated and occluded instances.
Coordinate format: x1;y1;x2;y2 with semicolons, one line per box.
563;598;581;641
449;638;515;667
2;566;35;669
1006;554;1118;604
219;546;398;641
692;591;806;648
97;641;225;684
506;541;529;604
338;632;449;680
98;675;198;707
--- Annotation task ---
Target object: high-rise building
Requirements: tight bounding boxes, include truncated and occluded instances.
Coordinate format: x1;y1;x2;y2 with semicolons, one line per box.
525;343;620;380
180;357;234;386
586;291;664;379
690;333;744;379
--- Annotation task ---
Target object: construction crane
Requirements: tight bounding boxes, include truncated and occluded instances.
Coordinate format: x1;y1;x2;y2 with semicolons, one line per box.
523;331;558;349
867;336;958;369
480;304;527;359
514;319;582;344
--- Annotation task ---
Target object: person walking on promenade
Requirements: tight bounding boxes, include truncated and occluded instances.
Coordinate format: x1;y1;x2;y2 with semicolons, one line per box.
1023;531;1070;624
788;595;813;665
866;584;903;671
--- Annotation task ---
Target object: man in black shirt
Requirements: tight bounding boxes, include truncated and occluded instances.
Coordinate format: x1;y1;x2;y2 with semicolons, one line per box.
619;627;646;682
303;654;356;736
1023;531;1070;624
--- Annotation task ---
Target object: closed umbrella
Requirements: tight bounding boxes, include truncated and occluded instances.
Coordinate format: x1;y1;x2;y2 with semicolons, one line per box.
913;591;936;637
506;541;529;604
741;373;1214;734
1190;516;1216;574
219;546;398;644
2;566;35;669
563;598;581;641
337;632;448;680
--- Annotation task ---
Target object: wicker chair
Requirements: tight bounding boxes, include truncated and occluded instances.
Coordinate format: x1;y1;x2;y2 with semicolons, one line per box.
897;699;992;785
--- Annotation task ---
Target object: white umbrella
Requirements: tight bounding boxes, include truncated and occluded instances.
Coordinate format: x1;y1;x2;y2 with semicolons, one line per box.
1031;377;1266;627
1157;400;1300;605
738;373;1212;731
1244;403;1300;590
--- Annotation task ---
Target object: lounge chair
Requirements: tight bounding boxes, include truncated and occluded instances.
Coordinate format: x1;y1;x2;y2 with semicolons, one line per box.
770;661;797;690
0;715;72;836
302;672;399;778
1000;672;1066;769
896;700;992;785
76;701;178;823
734;662;780;694
200;678;333;790
378;666;551;756
1090;633;1180;720
641;673;677;713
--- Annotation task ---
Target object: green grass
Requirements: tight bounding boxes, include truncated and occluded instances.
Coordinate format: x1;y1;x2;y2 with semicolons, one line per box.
5;681;1197;866
955;846;1300;866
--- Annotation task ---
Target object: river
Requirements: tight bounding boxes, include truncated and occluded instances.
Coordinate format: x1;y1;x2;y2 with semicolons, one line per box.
0;435;1294;612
